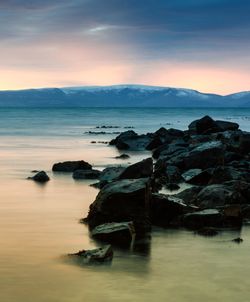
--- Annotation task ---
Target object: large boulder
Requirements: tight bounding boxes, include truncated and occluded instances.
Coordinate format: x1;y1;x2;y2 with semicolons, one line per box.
52;160;92;172
195;184;245;208
188;116;221;134
86;178;151;234
166;141;225;170
150;193;188;227
182;168;213;185
118;158;153;179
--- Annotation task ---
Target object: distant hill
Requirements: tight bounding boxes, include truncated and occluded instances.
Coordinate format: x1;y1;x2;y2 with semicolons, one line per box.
0;84;249;107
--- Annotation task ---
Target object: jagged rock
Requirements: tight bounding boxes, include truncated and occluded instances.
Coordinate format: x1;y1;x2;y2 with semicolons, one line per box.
28;171;50;183
69;245;113;263
150;193;187;227
208;166;249;184
183;209;224;229
174;186;202;205
52;160;92;172
86;178;151;234
73;169;101;179
165;165;182;183
232;237;243;243
118;158;153;179
182;169;203;182
91;222;135;246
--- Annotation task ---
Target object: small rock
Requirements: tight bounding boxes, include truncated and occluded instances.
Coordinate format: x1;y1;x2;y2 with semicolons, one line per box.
52;160;92;172
115;154;130;159
232;237;243;243
28;171;50;183
69;245;113;263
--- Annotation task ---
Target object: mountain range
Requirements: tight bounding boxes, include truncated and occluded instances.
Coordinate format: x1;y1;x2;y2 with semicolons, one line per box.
0;84;249;107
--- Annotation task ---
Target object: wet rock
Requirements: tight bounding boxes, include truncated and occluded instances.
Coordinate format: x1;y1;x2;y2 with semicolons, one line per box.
150;193;187;227
118;158;153;179
115;154;130;159
86;178;151;233
239;133;250;154
182;169;203;182
28;171;50;183
209;166;249;184
183;209;224;229
69;245;113;263
91;222;135;246
99;166;126;182
52;160;92;172
73;169;101;180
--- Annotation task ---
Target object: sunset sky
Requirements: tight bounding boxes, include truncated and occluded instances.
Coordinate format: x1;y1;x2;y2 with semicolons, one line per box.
0;0;250;94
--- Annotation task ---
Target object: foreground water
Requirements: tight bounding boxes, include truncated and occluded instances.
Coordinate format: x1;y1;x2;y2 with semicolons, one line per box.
0;107;250;302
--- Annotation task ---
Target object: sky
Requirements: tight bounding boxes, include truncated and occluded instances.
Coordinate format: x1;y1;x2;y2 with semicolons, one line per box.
0;0;250;94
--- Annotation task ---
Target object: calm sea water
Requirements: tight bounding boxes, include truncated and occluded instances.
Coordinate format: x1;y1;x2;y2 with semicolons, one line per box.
0;107;250;302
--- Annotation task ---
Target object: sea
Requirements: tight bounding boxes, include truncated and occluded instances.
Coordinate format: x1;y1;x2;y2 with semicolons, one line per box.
0;107;250;302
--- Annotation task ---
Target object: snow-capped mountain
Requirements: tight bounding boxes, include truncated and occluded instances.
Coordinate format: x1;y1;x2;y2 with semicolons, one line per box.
0;84;249;107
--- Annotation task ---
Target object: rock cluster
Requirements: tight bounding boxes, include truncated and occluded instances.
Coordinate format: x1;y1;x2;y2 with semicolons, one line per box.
82;116;249;246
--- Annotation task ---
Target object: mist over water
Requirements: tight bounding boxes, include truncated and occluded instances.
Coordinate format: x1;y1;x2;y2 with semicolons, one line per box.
0;107;250;302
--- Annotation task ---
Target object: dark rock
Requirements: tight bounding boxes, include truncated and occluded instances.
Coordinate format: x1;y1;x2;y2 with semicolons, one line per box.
209;166;249;184
28;171;50;183
239;133;250;154
115;154;130;159
110;130;151;151
165;183;180;191
188;115;221;134
99;166;126;182
165;165;182;183
91;222;135;246
166;141;225;170
215;120;239;132
52;160;92;172
182;169;213;186
150;193;187;227
195;184;245;208
69;245;113;263
86;178;151;234
196;227;219;236
90;181;109;189
73;169;101;179
174;186;202;205
118;158;153;179
183;209;224;229
232;237;243;243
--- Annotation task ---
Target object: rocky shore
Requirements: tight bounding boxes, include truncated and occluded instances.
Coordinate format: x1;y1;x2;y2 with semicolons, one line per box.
84;116;249;246
32;115;250;259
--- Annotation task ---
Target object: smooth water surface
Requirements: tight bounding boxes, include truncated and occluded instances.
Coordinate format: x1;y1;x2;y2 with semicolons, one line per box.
0;107;250;302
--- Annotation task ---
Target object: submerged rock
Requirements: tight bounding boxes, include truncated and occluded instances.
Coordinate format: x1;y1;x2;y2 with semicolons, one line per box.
69;245;113;263
73;169;101;179
91;222;135;246
28;171;50;183
183;209;223;229
52;160;92;172
115;153;130;159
